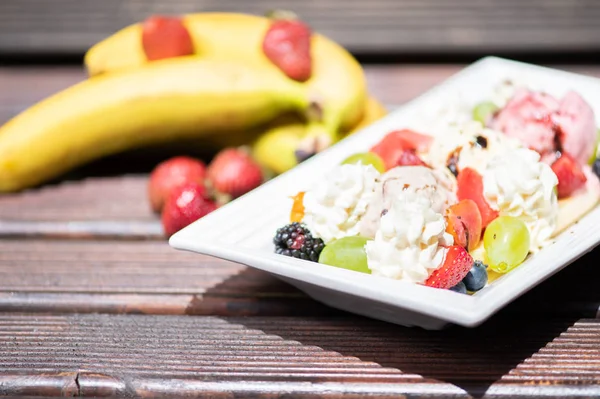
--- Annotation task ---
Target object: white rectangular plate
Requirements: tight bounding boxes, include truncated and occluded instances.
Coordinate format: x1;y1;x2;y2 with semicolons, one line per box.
169;57;600;329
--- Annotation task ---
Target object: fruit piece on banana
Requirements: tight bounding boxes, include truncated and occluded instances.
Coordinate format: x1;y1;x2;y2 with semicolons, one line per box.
0;57;312;192
84;12;367;150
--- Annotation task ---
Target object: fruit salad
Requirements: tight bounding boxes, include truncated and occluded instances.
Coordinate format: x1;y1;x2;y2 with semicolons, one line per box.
273;80;600;294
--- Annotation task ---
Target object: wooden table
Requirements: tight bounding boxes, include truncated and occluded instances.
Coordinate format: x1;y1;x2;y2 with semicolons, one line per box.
1;64;600;398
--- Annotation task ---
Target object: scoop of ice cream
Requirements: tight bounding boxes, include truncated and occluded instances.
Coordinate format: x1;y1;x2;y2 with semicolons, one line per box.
358;165;457;238
483;147;559;252
365;194;453;283
491;88;560;156
425;120;522;175
302;163;380;244
554;91;597;165
492;89;597;165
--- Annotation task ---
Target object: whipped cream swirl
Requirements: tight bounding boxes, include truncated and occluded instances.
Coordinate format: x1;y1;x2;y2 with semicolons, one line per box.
302;163;380;244
483;148;559;252
365;193;454;284
425;120;522;174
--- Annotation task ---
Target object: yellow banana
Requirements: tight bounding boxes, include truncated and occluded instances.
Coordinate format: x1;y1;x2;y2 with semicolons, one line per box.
252;96;388;175
339;96;388;136
84;12;367;140
0;57;311;192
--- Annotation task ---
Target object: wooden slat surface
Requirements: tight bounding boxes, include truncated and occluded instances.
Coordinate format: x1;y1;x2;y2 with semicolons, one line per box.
2;0;600;57
1;64;600;397
1;313;600;397
0;239;336;316
0;236;598;318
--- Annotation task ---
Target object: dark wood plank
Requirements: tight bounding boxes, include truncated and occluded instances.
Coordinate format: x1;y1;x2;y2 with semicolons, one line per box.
1;313;599;397
0;239;336;317
2;0;600;57
0;175;162;239
0;237;598;319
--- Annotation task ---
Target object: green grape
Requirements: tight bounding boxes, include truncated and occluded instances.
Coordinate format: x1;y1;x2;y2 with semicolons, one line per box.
472;101;499;125
483;216;530;274
587;128;600;165
318;236;371;274
341;152;386;173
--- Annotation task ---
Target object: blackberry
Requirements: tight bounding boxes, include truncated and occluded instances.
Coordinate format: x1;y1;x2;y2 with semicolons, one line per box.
273;222;325;262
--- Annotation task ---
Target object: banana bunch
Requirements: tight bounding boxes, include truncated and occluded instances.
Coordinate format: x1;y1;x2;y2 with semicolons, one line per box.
0;12;386;192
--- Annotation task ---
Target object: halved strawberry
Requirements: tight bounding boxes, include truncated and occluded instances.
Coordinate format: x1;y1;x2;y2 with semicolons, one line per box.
425;245;474;289
445;199;482;252
456;167;499;228
142;15;194;61
551;153;587;198
370;129;433;170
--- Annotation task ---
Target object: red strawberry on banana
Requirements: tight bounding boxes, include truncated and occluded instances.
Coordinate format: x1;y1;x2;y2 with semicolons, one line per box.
425;245;474;289
262;16;312;82
207;148;264;199
142;15;194;61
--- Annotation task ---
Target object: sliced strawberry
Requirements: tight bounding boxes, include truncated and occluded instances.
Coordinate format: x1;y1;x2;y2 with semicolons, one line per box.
445;199;483;252
142;15;194;61
370;129;433;170
262;18;312;82
456;167;499;228
551;153;587;198
425;245;474;289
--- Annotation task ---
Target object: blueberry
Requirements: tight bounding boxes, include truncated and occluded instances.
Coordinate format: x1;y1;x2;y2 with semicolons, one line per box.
593;157;600;180
463;260;488;292
448;281;467;294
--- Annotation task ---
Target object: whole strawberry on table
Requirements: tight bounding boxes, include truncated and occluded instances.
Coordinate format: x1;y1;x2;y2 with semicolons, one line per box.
149;147;264;237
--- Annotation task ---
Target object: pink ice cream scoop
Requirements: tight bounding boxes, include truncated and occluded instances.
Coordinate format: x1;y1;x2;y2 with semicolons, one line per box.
554;91;597;165
491;89;560;156
491;89;597;164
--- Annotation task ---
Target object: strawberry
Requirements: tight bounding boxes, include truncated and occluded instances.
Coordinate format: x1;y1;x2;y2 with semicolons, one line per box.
262;17;312;82
207;148;264;199
456;167;499;228
370;129;433;170
395;149;428;167
148;156;207;213
425;245;474;289
142;15;194;61
551;153;587;198
161;182;217;237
